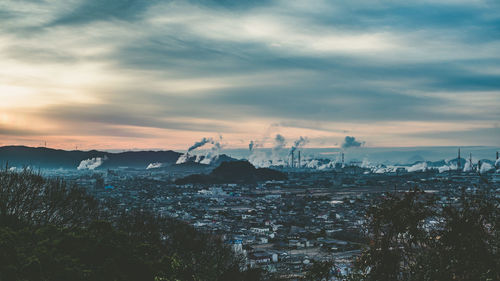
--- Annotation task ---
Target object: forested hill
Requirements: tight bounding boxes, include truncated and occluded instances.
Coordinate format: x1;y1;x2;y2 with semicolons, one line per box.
0;145;181;169
175;160;287;184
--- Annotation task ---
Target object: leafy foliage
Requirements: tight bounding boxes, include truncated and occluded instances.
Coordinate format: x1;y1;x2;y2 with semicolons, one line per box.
304;260;337;281
352;188;499;281
0;169;255;281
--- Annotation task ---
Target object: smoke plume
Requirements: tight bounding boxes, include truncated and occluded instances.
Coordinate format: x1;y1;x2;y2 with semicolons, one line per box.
176;153;188;164
342;136;363;149
480;162;493;173
177;136;223;165
273;134;286;150
199;136;223;165
188;137;213;152
249;140;255;151
463;161;472;172
77;156;107;170
271;134;286;165
407;161;427;172
289;136;309;155
146;162;163;169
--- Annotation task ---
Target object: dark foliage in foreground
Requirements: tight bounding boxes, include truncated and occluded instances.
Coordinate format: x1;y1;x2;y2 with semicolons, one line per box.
0;169;260;281
350;188;500;281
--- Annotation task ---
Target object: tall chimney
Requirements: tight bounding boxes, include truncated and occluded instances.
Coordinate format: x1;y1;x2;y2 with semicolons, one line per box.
291;151;294;168
342;152;345;166
470;152;473;171
298;151;301;168
457;148;461;171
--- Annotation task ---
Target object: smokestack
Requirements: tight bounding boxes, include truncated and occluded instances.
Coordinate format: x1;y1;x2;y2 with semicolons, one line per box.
470;152;473;172
298;151;301;168
291;151;294;168
478;160;481;175
342;152;345;166
457;148;461;172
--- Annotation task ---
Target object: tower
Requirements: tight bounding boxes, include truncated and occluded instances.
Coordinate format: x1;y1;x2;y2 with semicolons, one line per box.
291;151;294;168
469;152;473;171
342;152;345;166
457;148;461;171
298;151;301;168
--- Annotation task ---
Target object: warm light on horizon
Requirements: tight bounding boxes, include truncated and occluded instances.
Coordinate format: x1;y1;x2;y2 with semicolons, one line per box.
1;0;499;150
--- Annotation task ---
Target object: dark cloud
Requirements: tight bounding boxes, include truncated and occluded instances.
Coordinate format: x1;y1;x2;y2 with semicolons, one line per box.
0;126;44;137
37;104;234;133
48;0;157;26
0;121;154;139
47;0;272;27
342;136;363;149
408;126;500;141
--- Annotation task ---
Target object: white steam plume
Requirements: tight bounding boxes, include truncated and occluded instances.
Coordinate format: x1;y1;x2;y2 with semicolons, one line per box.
77;156;107;170
463;161;472;172
271;134;286;165
146;162;163;169
177;136;223;165
480;162;493;173
407;162;427;172
199;136;223;165
176;153;188;164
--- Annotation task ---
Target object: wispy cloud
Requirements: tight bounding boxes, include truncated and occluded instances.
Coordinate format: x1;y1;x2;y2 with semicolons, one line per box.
1;0;499;149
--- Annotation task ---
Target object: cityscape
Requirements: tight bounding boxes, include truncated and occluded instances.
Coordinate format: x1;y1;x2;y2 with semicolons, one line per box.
1;0;499;280
1;143;499;279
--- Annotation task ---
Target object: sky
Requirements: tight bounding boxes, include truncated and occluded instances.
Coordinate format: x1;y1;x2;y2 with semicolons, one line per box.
1;0;499;151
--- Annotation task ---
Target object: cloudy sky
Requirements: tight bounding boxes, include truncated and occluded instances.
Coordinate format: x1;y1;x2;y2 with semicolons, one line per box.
1;0;499;150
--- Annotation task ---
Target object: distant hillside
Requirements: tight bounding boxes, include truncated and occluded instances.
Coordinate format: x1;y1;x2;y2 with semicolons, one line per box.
176;154;238;166
0;146;181;169
175;160;287;184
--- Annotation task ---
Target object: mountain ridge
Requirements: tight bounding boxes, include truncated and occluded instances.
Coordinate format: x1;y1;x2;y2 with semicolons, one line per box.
0;145;182;169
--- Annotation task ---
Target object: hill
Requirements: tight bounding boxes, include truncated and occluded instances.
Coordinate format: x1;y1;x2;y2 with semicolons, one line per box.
175;160;287;184
0;146;181;169
0;146;240;170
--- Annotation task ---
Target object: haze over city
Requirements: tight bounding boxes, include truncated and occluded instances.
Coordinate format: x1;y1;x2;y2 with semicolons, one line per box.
1;0;499;150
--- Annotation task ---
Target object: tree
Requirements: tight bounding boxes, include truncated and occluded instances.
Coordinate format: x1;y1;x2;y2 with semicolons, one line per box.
305;260;337;281
0;169;257;281
351;188;499;281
